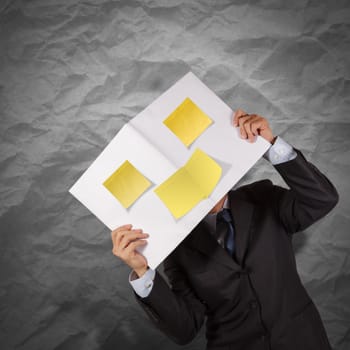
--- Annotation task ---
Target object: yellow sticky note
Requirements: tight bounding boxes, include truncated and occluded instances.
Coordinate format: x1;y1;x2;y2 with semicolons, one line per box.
163;97;213;147
103;160;151;208
154;148;222;218
154;168;205;219
185;148;222;196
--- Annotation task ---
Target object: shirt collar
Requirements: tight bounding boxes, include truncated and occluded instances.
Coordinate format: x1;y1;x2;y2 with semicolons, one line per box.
203;194;229;232
223;195;229;209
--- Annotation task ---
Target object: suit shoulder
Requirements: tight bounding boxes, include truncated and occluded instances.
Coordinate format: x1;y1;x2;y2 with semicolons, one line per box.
233;179;274;204
235;179;274;193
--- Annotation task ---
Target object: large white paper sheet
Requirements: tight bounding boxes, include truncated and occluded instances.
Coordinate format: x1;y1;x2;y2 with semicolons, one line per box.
69;72;271;269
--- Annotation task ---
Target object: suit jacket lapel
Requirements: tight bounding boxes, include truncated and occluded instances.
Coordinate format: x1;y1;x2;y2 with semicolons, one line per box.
185;190;255;270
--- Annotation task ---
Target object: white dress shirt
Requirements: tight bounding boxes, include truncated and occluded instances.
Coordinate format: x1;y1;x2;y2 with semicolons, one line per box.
129;136;297;298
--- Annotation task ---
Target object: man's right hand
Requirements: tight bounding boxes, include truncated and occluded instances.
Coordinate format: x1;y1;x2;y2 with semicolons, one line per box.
111;224;149;277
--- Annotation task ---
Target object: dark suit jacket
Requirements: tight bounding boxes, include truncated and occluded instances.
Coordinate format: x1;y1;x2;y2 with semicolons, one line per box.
133;149;339;350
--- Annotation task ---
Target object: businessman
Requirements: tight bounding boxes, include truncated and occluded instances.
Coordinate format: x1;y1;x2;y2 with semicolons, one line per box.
111;110;338;350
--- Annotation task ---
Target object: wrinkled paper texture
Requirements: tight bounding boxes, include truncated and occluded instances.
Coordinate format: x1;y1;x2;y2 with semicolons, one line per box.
0;1;349;349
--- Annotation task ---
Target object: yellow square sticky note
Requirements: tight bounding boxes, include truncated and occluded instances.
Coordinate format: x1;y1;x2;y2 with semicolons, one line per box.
163;97;213;147
154;168;205;219
103;160;151;208
154;148;222;219
185;148;222;196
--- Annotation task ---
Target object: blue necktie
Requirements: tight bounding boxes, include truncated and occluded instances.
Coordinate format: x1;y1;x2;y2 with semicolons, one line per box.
215;208;235;256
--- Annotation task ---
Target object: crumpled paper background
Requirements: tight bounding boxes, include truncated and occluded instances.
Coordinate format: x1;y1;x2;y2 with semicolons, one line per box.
0;0;349;349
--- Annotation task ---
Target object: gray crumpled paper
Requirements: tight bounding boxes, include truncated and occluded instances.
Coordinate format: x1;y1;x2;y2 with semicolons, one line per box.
0;1;349;349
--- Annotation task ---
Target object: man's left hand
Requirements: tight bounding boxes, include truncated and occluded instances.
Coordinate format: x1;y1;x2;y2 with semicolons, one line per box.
233;109;276;144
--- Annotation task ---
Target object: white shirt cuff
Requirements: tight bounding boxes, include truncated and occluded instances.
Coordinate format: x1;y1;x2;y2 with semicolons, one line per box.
263;136;297;165
129;268;156;298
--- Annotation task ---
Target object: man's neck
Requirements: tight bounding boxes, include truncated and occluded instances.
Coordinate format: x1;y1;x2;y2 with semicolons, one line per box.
209;193;228;214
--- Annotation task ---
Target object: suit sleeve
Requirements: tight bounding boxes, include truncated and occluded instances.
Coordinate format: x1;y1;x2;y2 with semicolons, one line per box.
133;252;207;345
272;148;339;234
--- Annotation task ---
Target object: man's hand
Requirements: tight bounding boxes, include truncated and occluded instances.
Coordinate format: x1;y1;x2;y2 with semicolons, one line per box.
233;109;276;144
111;224;149;277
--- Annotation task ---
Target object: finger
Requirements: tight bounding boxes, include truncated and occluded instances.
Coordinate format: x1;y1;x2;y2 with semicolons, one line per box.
112;228;136;250
236;113;253;130
119;231;149;250
251;118;264;135
111;224;132;241
233;109;248;126
123;239;148;257
251;115;269;133
242;117;256;142
115;228;143;248
112;231;144;257
246;114;261;135
238;115;252;139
